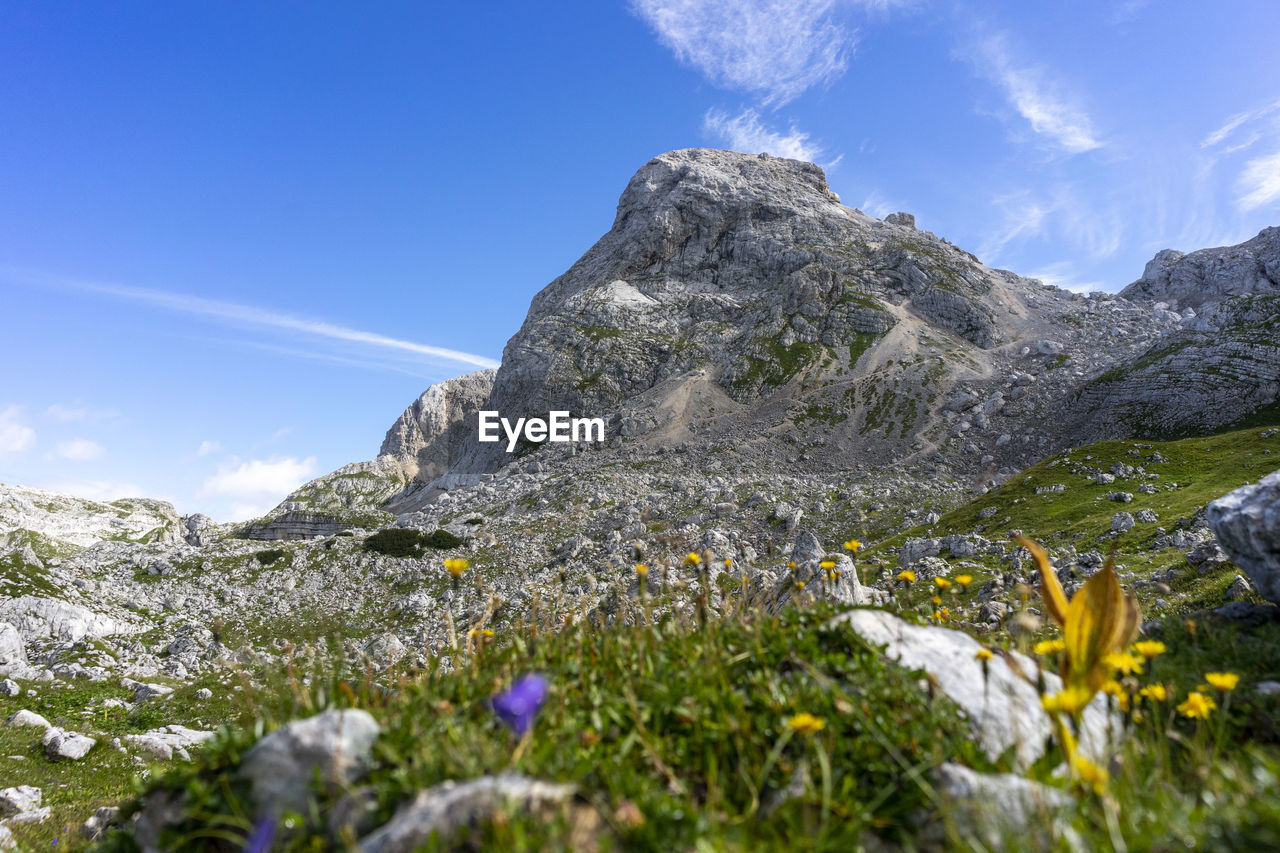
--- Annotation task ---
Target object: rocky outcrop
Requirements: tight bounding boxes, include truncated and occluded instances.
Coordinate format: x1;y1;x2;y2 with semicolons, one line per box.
1073;293;1280;440
379;369;497;483
0;484;182;553
1208;468;1280;605
1120;227;1280;310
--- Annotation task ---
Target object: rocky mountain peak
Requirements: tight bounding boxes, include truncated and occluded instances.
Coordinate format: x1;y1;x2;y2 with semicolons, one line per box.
1120;226;1280;310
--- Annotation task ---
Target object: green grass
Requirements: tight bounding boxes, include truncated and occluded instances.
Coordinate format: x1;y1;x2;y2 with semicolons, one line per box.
83;584;1280;852
0;673;250;850
97;603;994;851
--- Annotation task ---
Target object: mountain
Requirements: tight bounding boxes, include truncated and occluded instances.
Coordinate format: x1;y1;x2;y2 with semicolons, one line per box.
260;149;1278;529
3;149;1280;850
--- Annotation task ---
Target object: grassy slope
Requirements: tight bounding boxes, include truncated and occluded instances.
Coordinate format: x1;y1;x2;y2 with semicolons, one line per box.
6;424;1280;850
863;424;1280;617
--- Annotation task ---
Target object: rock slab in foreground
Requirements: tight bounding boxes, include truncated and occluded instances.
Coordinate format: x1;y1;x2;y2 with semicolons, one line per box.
239;709;380;817
1208;468;1280;605
358;774;576;853
933;763;1072;851
830;610;1118;769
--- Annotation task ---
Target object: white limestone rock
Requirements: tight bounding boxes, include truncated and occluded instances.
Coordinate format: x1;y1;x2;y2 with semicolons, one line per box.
830;609;1119;769
239;709;379;817
1209;468;1280;605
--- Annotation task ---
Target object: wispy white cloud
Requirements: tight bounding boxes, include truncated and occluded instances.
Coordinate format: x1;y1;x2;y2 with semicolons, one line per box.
1202;100;1280;150
967;33;1102;154
54;438;105;461
703;108;824;162
0;406;36;454
1025;262;1106;295
7;272;500;370
196;440;221;457
632;0;871;106
858;190;907;219
1238;150;1280;211
199;456;318;506
979;192;1052;262
45;403;119;423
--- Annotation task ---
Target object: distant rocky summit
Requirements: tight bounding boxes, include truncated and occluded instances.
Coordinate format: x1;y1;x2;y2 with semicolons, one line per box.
1120;226;1280;309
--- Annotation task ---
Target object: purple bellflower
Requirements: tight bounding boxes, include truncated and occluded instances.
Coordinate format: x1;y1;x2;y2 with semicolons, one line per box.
244;815;278;853
492;673;550;735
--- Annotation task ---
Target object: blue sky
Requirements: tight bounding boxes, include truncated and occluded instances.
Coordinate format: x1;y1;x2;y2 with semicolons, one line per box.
2;1;1278;521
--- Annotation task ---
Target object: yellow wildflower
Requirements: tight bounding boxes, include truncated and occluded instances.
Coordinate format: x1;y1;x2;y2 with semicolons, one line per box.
929;608;950;623
935;577;952;590
1103;651;1144;676
1177;692;1217;719
975;648;994;662
1205;672;1240;692
684;552;701;566
897;570;916;583
443;558;469;578
787;561;796;569
723;558;733;568
1101;679;1129;711
820;560;836;570
1015;535;1141;703
634;564;649;577
1041;686;1093;715
843;539;862;553
930;595;942;606
1138;684;1168;703
955;574;974;589
794;581;806;591
1072;755;1109;795
1133;640;1167;660
1034;639;1066;656
786;713;826;735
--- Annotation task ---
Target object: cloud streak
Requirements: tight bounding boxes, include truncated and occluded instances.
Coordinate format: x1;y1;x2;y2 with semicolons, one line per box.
968;33;1102;154
1238;150;1280;212
0;406;36;454
9;271;500;370
703;108;824;162
54;438;105;461
631;0;856;106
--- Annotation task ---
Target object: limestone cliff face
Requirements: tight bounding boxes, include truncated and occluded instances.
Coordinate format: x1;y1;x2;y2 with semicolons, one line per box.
378;369;496;482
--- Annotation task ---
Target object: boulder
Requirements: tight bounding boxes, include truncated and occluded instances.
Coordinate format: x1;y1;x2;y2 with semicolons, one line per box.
6;709;50;729
239;709;380;817
125;726;215;761
1208;469;1280;604
933;763;1071;850
0;623;25;667
80;806;121;841
829;610;1118;769
357;774;576;853
43;728;96;760
0;785;41;815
